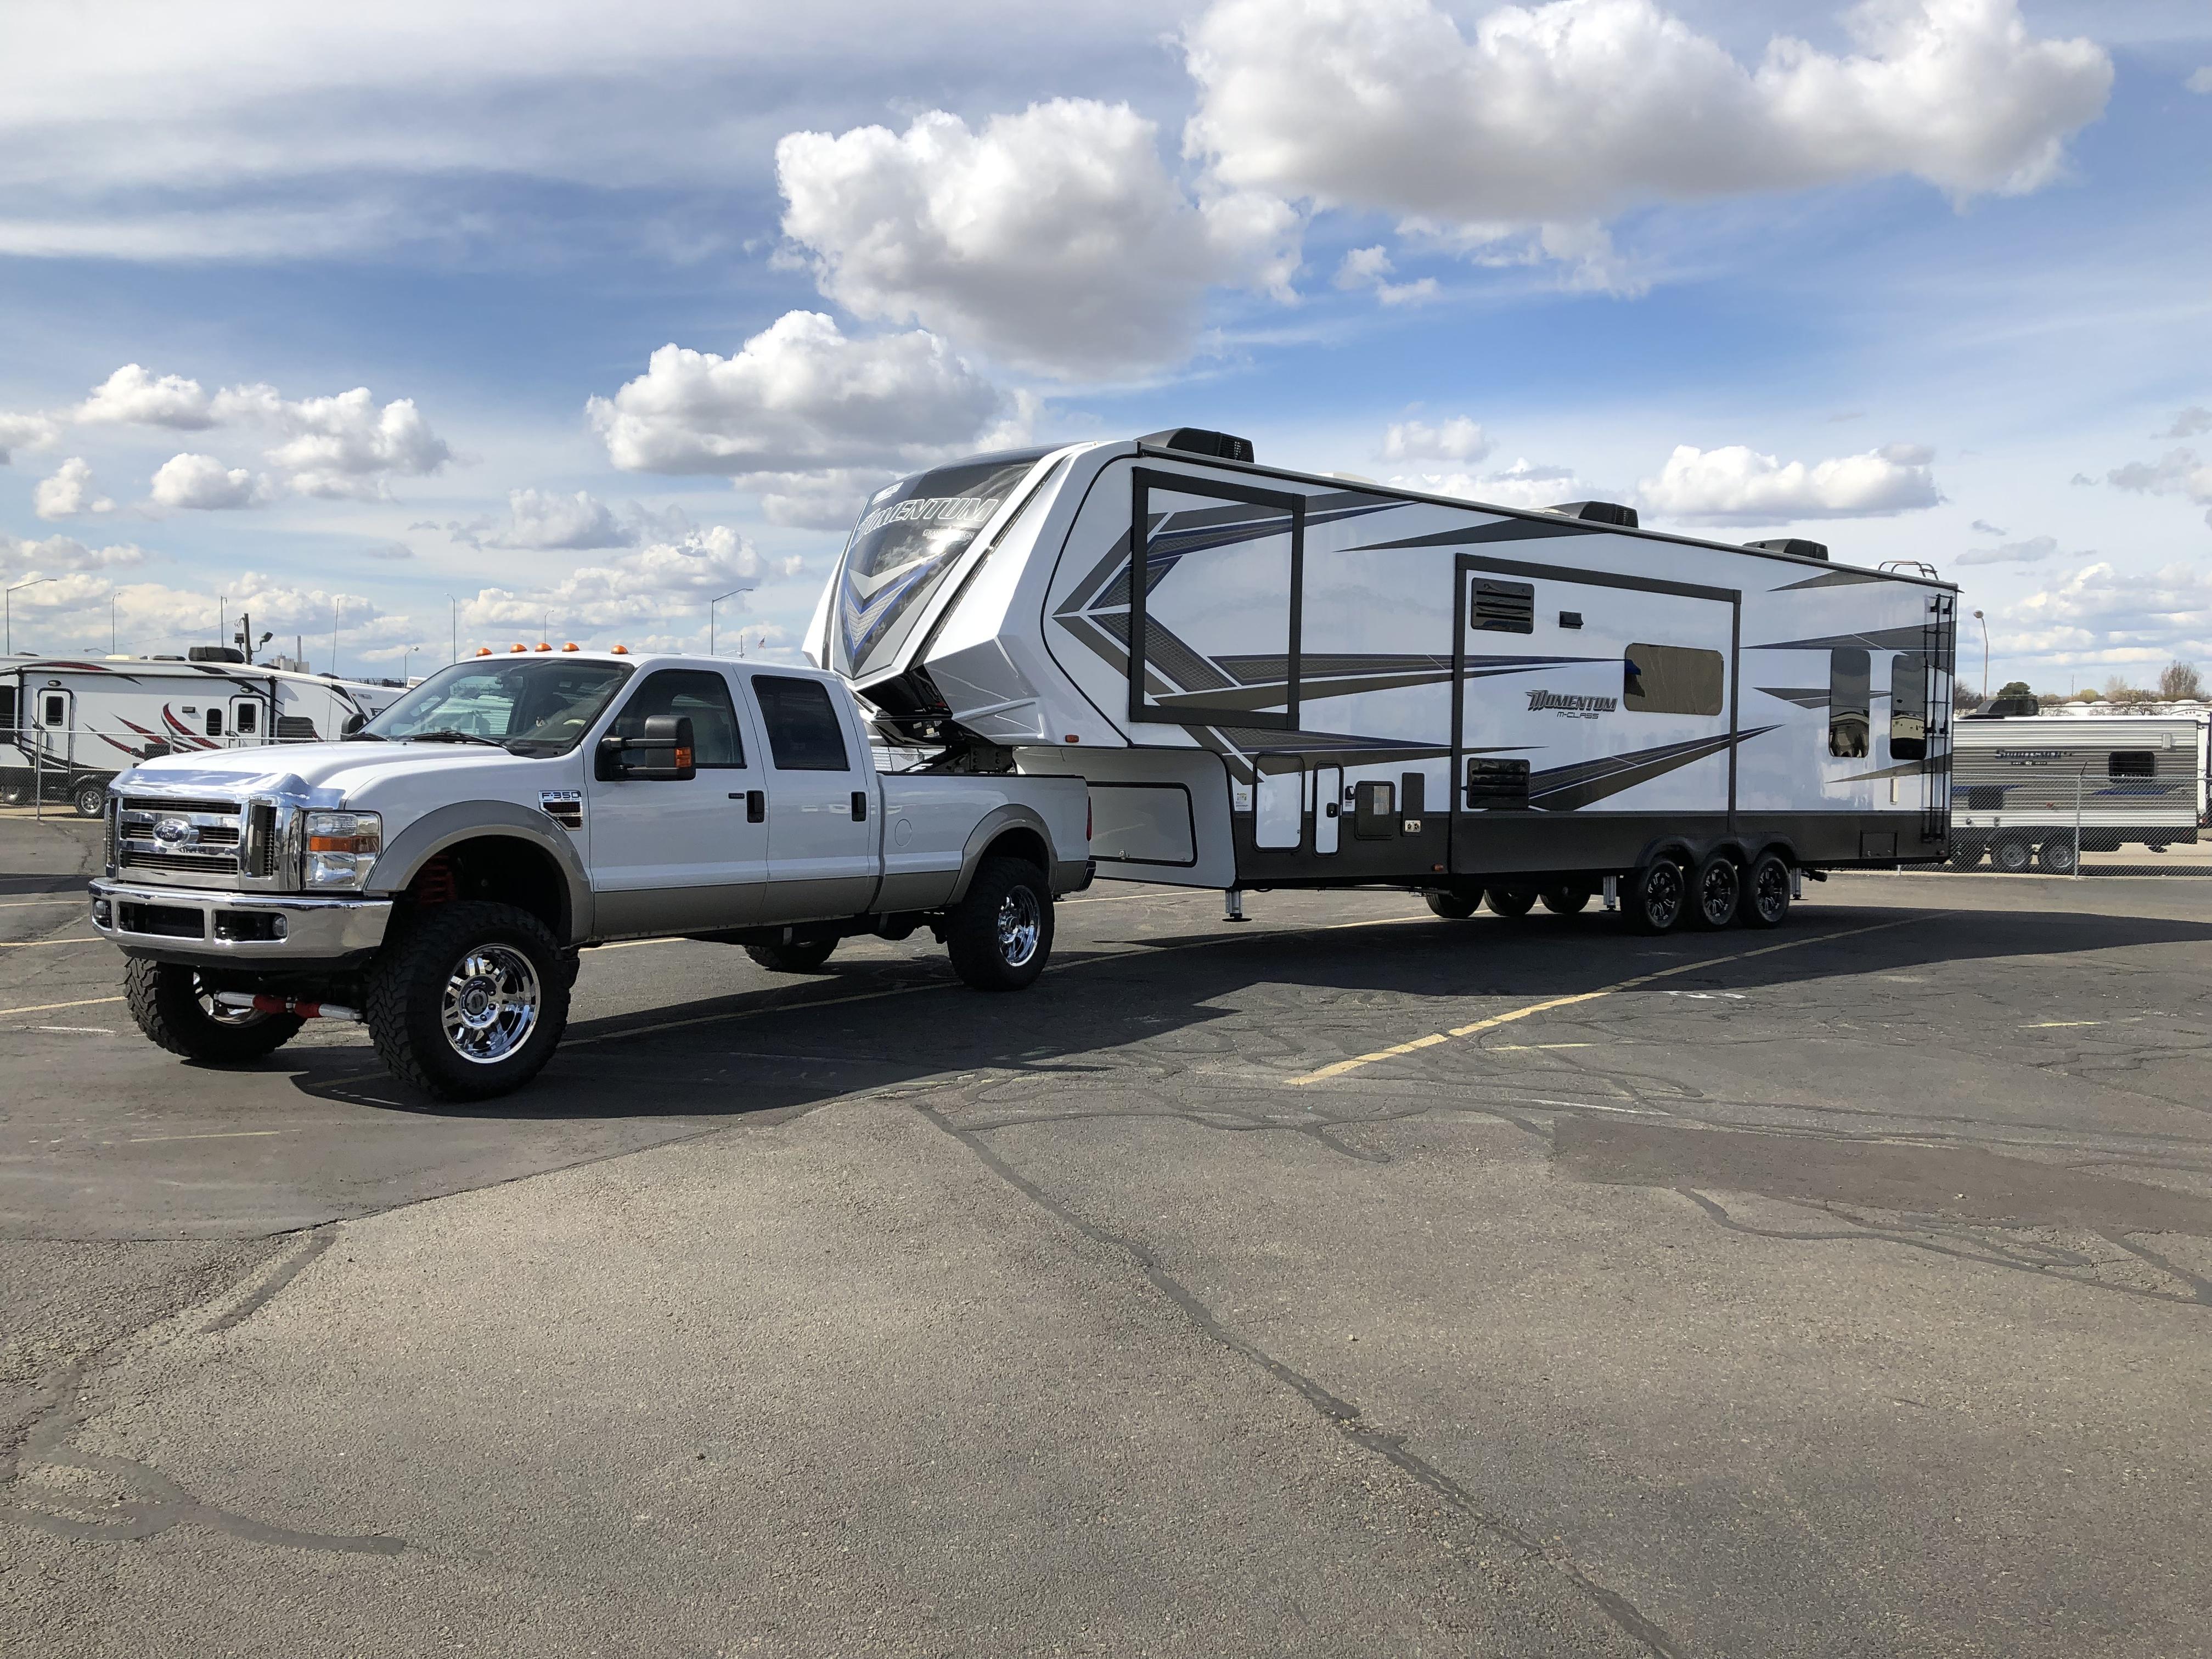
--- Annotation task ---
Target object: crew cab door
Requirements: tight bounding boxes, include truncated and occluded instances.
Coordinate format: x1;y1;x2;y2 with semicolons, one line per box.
586;666;766;938
742;672;879;923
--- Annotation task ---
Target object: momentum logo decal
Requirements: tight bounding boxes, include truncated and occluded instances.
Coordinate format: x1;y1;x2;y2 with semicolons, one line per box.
1527;689;1617;715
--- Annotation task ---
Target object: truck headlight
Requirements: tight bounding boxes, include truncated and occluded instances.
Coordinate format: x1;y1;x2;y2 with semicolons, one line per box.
303;811;382;889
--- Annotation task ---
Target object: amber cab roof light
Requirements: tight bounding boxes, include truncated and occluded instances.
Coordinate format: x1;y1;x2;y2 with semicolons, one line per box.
561;642;580;651
610;644;629;654
475;646;493;656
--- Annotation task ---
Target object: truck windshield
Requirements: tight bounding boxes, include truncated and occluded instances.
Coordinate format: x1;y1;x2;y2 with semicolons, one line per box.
834;447;1053;676
361;660;634;756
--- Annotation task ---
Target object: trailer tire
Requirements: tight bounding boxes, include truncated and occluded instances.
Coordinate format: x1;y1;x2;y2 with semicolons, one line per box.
364;901;569;1102
1425;890;1481;919
1737;852;1792;930
72;779;107;818
1540;886;1589;915
1624;858;1686;935
2037;838;2079;875
124;959;304;1063
1688;854;1740;930
945;856;1053;992
744;938;839;974
1486;886;1536;918
1991;837;2034;875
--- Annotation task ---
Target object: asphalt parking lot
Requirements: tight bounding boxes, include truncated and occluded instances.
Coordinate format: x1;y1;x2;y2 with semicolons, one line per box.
4;812;2210;1658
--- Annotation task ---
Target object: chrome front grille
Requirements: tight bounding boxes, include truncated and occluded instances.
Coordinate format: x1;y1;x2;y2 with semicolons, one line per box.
116;797;245;887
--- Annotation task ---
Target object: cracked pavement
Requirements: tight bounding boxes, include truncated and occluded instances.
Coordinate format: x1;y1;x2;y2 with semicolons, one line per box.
3;812;2210;1656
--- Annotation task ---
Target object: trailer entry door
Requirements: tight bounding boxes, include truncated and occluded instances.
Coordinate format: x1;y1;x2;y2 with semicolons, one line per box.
1449;556;1738;878
1126;470;1304;731
37;688;75;764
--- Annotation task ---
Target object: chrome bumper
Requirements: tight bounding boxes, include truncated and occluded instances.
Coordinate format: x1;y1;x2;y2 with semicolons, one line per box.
88;879;392;960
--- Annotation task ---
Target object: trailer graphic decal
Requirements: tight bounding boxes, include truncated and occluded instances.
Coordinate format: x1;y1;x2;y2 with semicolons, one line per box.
1755;685;1832;708
1519;728;1777;812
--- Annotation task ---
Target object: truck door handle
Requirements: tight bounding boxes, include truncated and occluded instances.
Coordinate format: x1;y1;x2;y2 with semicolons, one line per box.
731;790;765;822
851;791;868;822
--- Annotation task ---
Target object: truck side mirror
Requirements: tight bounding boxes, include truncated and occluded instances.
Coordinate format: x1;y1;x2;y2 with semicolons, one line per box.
596;713;696;781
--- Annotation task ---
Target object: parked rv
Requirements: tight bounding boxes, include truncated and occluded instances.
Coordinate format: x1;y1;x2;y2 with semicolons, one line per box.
1950;710;2208;872
88;652;1090;1099
3;650;406;816
805;429;1958;933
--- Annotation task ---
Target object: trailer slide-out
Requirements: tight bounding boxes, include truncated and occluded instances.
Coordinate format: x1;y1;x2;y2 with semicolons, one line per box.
804;428;1958;932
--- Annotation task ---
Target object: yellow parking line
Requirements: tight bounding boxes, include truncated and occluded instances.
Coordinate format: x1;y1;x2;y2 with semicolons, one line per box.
1285;914;1934;1086
0;995;126;1016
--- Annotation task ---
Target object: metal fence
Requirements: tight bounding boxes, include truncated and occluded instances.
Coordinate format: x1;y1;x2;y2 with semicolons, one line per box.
1;723;335;821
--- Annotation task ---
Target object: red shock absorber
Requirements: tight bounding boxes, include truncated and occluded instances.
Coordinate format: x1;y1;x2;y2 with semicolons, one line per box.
412;854;459;906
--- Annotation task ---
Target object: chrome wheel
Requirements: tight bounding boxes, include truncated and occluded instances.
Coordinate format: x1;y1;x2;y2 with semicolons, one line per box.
439;944;542;1065
995;886;1042;969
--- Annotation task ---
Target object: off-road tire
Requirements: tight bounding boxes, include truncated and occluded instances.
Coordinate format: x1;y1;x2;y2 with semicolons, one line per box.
1689;854;1741;930
1991;837;2034;875
1540;886;1589;915
124;959;304;1062
744;938;839;974
1625;859;1686;935
1485;886;1536;918
71;779;107;819
1425;890;1481;919
945;856;1053;992
365;901;568;1102
1736;852;1792;929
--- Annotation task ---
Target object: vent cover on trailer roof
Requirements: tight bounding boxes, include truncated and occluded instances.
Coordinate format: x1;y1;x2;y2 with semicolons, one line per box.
1746;537;1830;561
1140;428;1256;463
1547;499;1639;528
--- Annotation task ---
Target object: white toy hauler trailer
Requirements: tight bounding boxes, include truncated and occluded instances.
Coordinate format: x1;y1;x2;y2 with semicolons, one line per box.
1950;710;2207;873
804;429;1959;933
2;652;407;817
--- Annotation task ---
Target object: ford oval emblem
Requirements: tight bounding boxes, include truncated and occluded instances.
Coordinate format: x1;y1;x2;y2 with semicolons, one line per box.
153;817;198;848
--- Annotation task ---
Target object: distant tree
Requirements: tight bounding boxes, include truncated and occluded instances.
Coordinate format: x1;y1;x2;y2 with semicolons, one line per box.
2158;660;2204;700
1995;679;2034;699
2075;688;2101;701
2103;673;2137;700
2037;692;2065;706
1952;684;1985;711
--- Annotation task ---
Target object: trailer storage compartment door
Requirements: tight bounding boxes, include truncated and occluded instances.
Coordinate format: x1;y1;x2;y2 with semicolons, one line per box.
1449;556;1738;876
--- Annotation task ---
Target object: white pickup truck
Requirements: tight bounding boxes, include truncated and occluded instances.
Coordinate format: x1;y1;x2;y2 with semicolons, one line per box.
87;651;1091;1099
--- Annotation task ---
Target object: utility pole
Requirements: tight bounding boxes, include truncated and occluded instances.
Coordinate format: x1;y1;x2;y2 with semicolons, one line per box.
709;588;746;655
449;596;458;665
1972;610;1989;698
331;599;340;680
110;592;119;656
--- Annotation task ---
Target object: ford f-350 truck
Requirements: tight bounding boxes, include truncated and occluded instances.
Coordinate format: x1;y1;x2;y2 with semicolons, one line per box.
87;651;1091;1099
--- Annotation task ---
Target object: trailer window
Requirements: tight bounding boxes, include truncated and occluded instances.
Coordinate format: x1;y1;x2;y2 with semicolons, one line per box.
204;708;223;737
611;671;744;768
1623;645;1723;716
752;676;850;772
2109;751;2157;778
234;703;258;735
1890;652;1928;761
1828;650;1871;758
43;694;67;727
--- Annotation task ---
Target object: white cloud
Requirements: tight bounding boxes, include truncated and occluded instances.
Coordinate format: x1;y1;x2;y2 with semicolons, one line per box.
1957;534;2073;566
363;542;414;561
0;410;61;463
213;383;454;499
590;310;1004;490
1334;245;1440;306
1970;519;2008;536
75;363;215;428
2106;447;2212;528
1389;457;1586;512
1640;441;1941;522
2001;561;2212;660
33;457;114;520
2160;407;2212;439
1184;0;2111;231
1;530;148;579
463;524;799;634
2188;67;2212;95
1380;415;1490;464
150;452;267;510
489;488;629;551
777;100;1298;378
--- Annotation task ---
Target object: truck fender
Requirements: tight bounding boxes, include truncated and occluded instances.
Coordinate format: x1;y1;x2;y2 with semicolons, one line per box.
948;803;1059;905
364;801;595;946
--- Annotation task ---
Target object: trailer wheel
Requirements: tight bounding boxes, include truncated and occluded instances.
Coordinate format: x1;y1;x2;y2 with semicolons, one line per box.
1990;837;2034;874
1425;890;1481;919
364;901;569;1101
1688;854;1740;930
123;960;304;1063
1485;886;1536;918
945;856;1054;991
744;938;839;974
1624;859;1686;935
1737;853;1792;930
71;779;108;818
2037;838;2079;875
1947;842;1983;869
1540;886;1589;915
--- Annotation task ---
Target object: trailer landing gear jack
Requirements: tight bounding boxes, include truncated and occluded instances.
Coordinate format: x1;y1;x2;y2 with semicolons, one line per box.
1223;888;1246;923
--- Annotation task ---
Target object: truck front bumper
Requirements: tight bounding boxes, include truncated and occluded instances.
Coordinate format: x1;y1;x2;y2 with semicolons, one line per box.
88;879;393;964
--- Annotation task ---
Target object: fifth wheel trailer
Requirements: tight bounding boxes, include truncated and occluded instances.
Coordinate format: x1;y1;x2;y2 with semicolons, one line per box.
805;430;1958;932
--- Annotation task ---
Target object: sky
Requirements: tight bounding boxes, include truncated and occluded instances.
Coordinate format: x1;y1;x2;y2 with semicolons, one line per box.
0;0;2207;695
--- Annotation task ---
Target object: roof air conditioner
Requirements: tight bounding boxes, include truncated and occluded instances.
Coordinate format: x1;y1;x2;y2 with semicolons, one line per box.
1745;538;1830;561
1140;428;1256;463
1547;500;1639;528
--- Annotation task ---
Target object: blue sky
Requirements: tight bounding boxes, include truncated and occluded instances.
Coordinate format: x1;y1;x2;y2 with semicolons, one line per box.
0;0;2207;695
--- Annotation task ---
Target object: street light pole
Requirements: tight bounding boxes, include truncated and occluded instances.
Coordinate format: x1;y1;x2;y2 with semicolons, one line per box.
110;592;119;656
708;588;746;655
1972;609;1989;698
7;577;55;656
